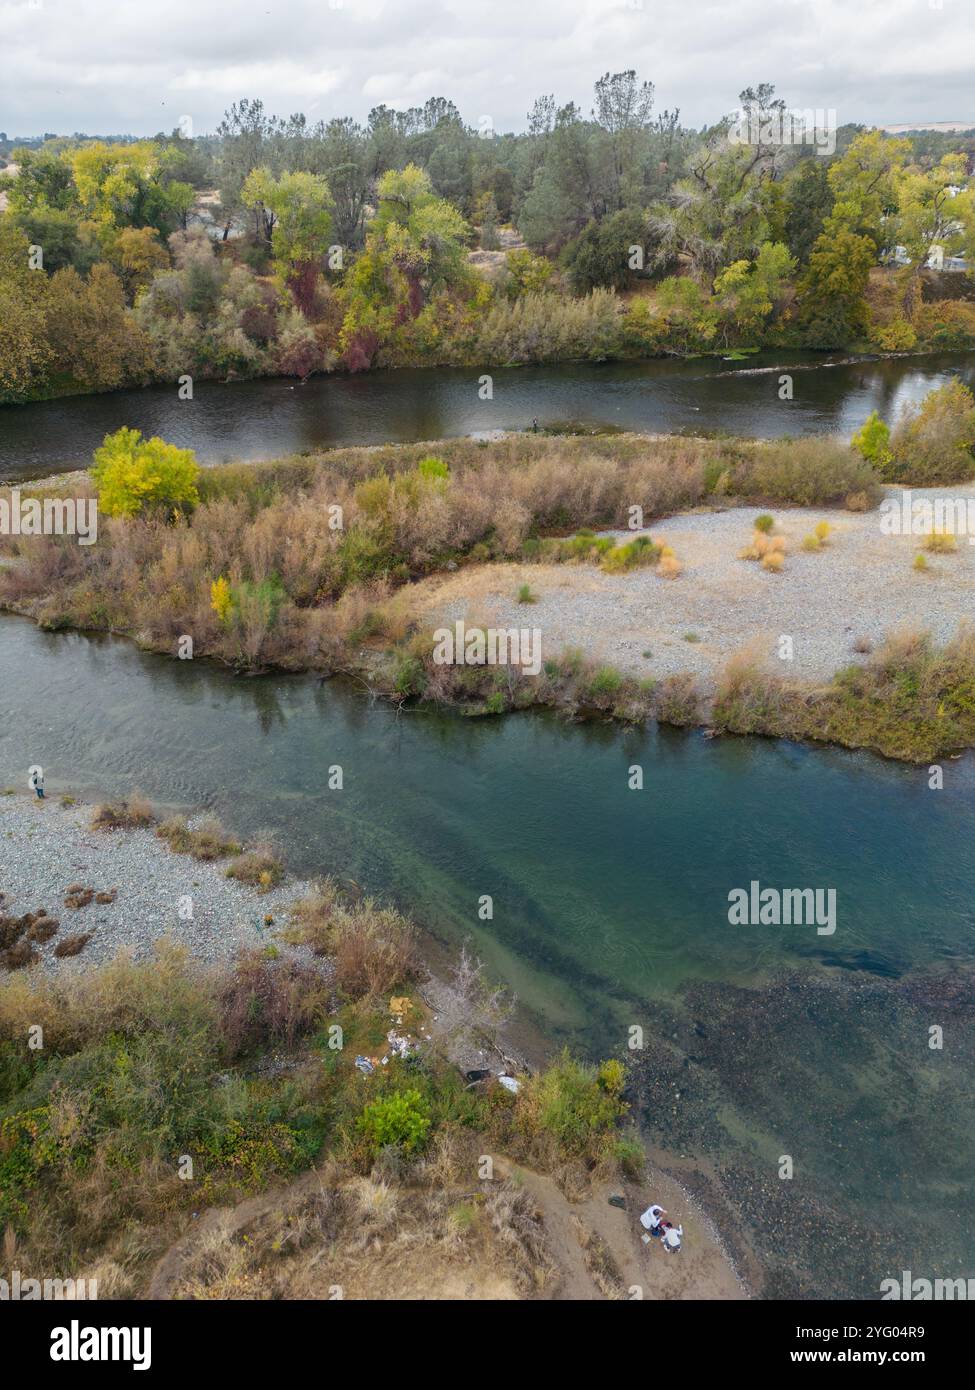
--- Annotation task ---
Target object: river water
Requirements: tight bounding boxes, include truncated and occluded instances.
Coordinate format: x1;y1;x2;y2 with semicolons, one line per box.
2;350;975;482
1;617;973;1297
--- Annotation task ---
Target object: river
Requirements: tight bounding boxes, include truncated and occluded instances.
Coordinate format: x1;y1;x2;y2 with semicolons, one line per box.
3;350;975;482
1;616;973;1297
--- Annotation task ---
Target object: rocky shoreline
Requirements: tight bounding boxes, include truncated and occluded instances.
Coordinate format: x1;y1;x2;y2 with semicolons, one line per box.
0;793;311;973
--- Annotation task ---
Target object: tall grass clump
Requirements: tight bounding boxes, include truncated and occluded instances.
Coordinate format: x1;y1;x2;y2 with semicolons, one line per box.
282;884;421;1001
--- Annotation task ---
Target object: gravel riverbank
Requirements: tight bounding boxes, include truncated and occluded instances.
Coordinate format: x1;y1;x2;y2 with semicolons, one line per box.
0;794;312;973
410;485;975;689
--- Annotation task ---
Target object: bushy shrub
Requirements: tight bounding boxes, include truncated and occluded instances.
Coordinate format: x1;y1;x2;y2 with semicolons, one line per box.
516;1050;627;1160
889;382;975;484
357;1090;431;1157
923;529;957;554
736;437;880;508
586;666;624;698
851;410;893;472
90;792;154;831
284;890;420;1002
91;427;200;518
225;843;284;892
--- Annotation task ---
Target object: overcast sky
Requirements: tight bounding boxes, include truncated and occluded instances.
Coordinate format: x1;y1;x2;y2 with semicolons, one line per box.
1;0;972;138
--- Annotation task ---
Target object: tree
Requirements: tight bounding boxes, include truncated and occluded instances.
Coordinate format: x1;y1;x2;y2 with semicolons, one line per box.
373;163;436;227
652;99;787;284
45;264;152;389
11;206;97;274
163;180;196;232
110;226;169;300
592;70;656;210
0;222;52;399
783;160;834;266
0;146;77;213
340;164;470;362
70;142;171;234
517;102;606;251
561;208;650;294
893;154;967;311
501;247;554;299
216;99;284;238
317;117;369;249
656;274;718;348
244;168;334;313
798;229;875;346
826;130;910;250
712;241;795;341
90;427;200;516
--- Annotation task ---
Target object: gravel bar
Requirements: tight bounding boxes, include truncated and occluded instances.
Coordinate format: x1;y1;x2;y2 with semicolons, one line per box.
411;485;975;689
0;794;312;974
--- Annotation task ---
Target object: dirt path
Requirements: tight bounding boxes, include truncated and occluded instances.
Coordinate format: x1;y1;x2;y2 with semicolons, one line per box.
491;1155;745;1301
491;1156;599;1299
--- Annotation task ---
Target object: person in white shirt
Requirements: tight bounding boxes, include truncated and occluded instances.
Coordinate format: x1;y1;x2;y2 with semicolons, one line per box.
639;1203;666;1233
662;1223;683;1253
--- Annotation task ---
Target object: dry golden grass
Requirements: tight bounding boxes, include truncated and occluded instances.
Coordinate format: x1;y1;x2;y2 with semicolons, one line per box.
224;841;284;892
157;814;242;861
283;885;421;1001
91;792;154;831
923;529;958;554
163;1168;553;1301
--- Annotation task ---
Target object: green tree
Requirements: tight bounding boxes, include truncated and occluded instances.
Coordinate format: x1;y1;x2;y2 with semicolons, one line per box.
10;205;97;274
712;241;795;341
517;103;606;251
798;229;876;346
70;142;171;235
826;130;910;251
339;164;470;364
501;247;554;299
561;208;649;294
0;146;77;213
592;70;656;211
893;154;968;314
783;160;834;266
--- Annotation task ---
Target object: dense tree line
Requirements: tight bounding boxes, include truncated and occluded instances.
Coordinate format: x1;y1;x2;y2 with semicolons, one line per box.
2;76;975;402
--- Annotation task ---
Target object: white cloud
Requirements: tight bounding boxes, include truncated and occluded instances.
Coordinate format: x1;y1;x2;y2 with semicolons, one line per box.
171;64;346;96
0;0;970;135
